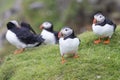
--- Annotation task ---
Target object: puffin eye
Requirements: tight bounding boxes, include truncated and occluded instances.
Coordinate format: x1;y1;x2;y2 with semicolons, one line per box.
99;16;102;18
65;29;68;31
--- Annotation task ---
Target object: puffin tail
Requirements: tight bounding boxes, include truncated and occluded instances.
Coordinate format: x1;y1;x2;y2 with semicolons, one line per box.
36;35;45;43
34;35;45;47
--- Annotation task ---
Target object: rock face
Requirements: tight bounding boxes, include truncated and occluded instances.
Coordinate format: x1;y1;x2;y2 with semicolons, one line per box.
29;2;44;10
0;31;5;48
12;0;22;12
0;36;3;48
0;0;23;48
56;0;72;13
60;0;120;33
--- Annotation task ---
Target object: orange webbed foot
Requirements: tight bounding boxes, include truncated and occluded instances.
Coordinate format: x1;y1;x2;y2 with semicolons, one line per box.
14;48;25;54
73;55;79;58
94;39;101;44
61;59;66;64
103;39;110;44
61;56;66;64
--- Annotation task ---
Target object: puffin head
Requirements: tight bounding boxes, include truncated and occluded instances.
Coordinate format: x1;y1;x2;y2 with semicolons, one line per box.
58;27;74;38
93;13;105;24
39;21;53;32
7;20;20;29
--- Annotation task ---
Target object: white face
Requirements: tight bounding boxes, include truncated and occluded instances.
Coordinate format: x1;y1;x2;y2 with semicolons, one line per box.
94;13;105;23
10;20;20;28
60;27;73;37
42;22;52;29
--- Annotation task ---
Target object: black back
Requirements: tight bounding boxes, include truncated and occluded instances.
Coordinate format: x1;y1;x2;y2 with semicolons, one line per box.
7;22;44;45
64;31;76;40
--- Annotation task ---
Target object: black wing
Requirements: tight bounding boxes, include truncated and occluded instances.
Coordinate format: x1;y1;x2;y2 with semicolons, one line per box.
105;18;116;32
20;22;36;34
53;31;59;44
105;18;114;25
12;27;44;44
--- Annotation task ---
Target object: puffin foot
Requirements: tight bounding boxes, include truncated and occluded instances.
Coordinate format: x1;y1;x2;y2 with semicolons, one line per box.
73;54;79;58
61;59;66;64
14;48;25;54
94;39;101;44
61;56;66;64
103;39;110;44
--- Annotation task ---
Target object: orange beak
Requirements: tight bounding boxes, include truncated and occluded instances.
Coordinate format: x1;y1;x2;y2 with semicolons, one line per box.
58;32;63;38
39;25;43;30
93;18;97;24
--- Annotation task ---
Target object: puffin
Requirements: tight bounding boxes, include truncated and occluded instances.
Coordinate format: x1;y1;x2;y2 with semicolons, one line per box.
39;21;59;44
6;20;45;54
58;27;80;64
92;13;116;44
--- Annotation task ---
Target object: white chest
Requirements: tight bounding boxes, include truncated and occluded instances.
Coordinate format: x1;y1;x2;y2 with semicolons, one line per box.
41;30;56;44
59;38;80;55
6;30;26;48
92;24;114;37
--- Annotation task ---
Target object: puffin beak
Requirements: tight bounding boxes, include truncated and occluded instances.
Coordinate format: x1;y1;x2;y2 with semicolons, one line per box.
58;32;63;38
40;25;43;30
93;18;97;24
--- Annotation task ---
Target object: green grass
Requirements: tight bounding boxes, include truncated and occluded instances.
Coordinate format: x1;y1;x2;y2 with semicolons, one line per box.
0;0;120;79
0;27;120;80
0;0;15;14
22;0;62;33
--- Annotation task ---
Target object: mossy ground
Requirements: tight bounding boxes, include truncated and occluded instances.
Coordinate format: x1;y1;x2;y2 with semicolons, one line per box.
0;27;120;80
